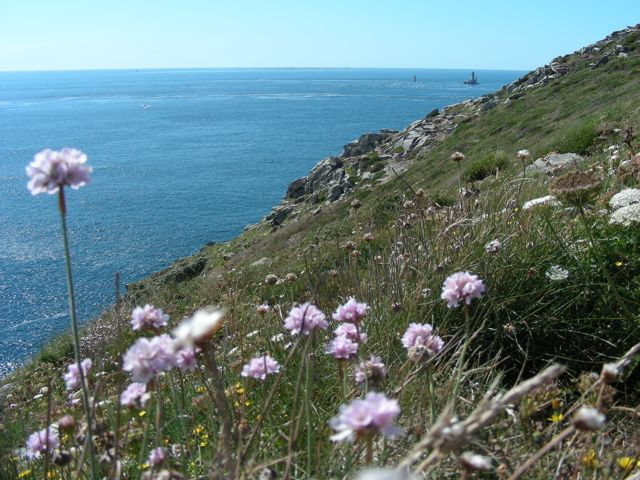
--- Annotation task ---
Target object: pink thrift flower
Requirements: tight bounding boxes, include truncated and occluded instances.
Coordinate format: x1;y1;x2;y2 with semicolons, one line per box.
441;271;485;308
148;447;166;466
256;304;270;315
355;356;386;385
25;426;59;459
26;148;92;195
131;304;169;331
283;303;327;335
120;382;149;408
175;347;198;371
122;334;176;383
401;323;444;358
326;335;359;360
333;298;369;323
63;358;92;391
330;392;400;442
335;323;367;344
241;354;281;380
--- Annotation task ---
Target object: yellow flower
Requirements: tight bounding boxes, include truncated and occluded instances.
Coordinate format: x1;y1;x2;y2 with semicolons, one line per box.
548;412;564;423
581;449;597;468
617;456;639;470
615;261;623;267
200;441;208;447
235;383;245;395
192;424;204;435
245;400;252;407
139;463;150;470
234;401;240;408
195;386;205;394
47;471;57;479
18;470;31;479
138;410;147;417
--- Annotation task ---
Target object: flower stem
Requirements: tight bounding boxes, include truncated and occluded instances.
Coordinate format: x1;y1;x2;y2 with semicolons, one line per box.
57;188;97;478
365;435;373;465
451;304;472;412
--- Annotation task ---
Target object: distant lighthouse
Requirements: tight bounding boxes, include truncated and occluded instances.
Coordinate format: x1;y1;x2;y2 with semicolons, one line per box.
464;72;478;85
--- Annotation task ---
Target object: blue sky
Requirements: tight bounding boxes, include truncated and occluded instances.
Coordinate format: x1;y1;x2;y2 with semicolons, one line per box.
0;1;637;71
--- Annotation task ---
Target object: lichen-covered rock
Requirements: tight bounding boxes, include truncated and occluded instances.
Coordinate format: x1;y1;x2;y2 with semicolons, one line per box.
165;257;207;283
526;153;585;175
609;188;640;211
343;131;395;157
610;203;640;226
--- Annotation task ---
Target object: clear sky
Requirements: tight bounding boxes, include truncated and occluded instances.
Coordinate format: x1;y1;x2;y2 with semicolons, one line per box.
0;0;637;72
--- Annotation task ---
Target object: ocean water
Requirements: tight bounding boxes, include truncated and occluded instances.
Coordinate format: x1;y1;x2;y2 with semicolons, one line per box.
0;68;523;375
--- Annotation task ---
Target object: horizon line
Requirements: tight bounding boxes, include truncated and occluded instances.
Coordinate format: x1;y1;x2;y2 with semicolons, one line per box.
0;65;531;74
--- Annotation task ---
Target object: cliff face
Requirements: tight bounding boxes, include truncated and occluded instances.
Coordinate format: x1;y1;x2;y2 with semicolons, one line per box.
260;25;639;229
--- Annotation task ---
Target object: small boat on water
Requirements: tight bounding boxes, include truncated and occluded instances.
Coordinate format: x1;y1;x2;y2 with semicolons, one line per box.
464;72;478;85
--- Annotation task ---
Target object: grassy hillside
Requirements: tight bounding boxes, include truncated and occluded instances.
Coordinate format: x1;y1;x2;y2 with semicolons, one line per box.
2;26;640;480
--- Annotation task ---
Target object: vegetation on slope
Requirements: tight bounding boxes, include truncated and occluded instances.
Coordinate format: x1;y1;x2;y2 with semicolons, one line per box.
2;25;640;480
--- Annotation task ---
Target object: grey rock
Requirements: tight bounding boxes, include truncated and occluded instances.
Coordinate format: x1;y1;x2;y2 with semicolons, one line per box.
286;178;306;199
343;132;394;157
526;153;585;175
327;183;344;202
250;257;272;267
267;206;293;226
425;108;439;119
165;257;207;283
481;99;497;111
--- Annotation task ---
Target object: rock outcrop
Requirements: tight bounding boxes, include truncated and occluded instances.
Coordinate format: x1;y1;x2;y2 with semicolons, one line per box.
526;153;585;175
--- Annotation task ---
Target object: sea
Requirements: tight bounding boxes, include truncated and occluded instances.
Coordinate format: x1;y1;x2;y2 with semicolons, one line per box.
0;68;524;375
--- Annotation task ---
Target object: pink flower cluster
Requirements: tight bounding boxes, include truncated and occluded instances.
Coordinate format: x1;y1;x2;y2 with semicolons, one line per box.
131;304;169;331
122;334;196;383
326;298;369;360
441;271;485;308
26;148;92;195
120;382;150;408
401;323;444;358
241;354;281;380
25;426;59;459
63;358;92;391
333;298;369;323
326;335;359;360
330;392;400;442
335;323;367;344
148;447;166;466
354;356;386;386
283;303;328;335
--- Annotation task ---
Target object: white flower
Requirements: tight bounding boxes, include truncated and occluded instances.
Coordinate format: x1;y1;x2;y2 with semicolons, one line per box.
517;149;530;160
522;195;560;210
173;308;225;348
610;203;640;227
484;239;502;254
459;452;493;471
609;189;640;211
572;406;605;431
546;265;569;281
